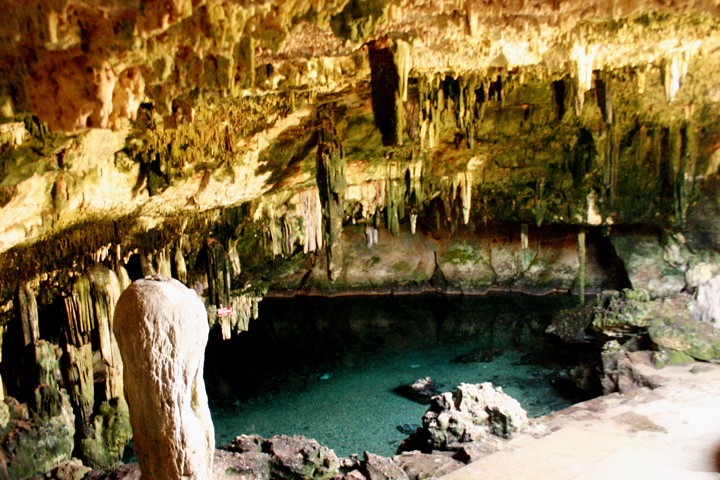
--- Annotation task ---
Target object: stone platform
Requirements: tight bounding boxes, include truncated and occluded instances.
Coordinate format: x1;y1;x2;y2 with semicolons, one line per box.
440;361;720;480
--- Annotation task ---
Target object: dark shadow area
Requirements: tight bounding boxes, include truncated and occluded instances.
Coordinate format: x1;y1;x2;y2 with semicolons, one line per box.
368;39;399;146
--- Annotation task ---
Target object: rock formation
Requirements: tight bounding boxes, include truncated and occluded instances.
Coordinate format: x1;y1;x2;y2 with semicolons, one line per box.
114;276;215;479
399;382;529;453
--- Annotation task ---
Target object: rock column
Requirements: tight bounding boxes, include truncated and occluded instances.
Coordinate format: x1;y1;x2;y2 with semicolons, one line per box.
316;111;347;282
114;275;214;480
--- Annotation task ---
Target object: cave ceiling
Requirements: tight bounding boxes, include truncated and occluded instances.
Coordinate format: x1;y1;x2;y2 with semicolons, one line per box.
1;0;720;293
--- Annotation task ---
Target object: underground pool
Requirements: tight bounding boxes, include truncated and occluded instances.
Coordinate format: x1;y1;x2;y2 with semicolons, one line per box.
203;293;597;458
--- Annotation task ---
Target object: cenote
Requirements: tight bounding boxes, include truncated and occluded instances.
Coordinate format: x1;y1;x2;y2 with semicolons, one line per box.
203;293;599;458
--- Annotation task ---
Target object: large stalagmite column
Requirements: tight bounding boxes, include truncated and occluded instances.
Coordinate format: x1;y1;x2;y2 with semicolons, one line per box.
114;275;214;480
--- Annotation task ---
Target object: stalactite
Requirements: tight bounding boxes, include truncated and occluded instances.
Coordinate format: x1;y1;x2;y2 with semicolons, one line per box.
268;217;284;257
369;38;400;146
62;276;95;348
218;294;263;340
578;229;586;305
174;242;188;285
139;252;155;277
455;171;472;225
297;188;323;254
520;223;532;271
14;282;40;349
681;121;697;221
155;246;172;278
316;110;347;282
87;264;123;402
116;265;131;292
227;238;242;278
0;322;4;403
386;161;404;236
205;238;231;308
595;70;613;124
406;158;423;206
572;44;597;115
419;74;442;150
61;275;96;442
64;343;94;438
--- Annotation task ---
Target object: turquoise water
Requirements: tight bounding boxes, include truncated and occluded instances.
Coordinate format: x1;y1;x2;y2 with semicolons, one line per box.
205;294;589;458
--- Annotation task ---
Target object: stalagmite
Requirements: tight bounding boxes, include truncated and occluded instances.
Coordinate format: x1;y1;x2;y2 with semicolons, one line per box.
114;276;214;480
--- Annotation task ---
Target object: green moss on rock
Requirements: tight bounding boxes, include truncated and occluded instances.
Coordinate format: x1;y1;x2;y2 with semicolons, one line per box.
648;317;720;362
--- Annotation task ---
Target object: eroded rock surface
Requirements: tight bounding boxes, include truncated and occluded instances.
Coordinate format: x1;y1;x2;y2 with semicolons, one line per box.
400;382;529;452
113;275;214;479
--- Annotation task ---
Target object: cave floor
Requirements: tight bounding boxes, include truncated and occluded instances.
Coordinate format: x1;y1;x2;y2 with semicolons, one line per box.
440;358;720;480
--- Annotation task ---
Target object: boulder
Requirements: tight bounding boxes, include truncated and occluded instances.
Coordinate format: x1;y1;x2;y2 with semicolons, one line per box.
362;452;409;480
213;448;272;480
113;275;215;479
648;316;720;361
420;382;528;450
600;342;658;394
263;434;339;480
227;434;265;453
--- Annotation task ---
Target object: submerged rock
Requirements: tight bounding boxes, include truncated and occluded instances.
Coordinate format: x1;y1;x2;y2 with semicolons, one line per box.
453;347;503;363
393;377;443;404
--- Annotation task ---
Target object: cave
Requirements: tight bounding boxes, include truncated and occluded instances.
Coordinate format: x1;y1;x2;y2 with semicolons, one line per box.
1;0;720;479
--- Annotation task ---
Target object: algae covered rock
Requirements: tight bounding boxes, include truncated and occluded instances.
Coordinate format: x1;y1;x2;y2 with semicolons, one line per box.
546;300;596;343
0;393;76;479
79;399;132;469
591;288;653;334
648;317;720;362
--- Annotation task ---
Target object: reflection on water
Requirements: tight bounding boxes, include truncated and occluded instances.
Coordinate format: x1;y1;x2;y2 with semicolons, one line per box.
204;293;594;457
